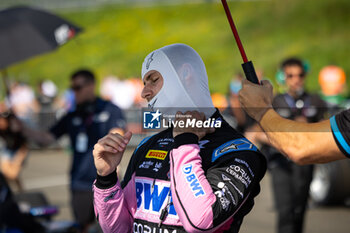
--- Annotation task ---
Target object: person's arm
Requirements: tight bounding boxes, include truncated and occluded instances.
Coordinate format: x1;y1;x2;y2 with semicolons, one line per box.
22;125;55;146
171;111;265;232
93;172;135;233
259;109;345;164
8;114;55;146
0;144;28;180
92;132;134;233
238;80;346;164
169;133;265;232
244;123;270;146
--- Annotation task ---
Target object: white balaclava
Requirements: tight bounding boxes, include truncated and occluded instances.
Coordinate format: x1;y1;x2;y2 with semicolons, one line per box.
141;43;215;119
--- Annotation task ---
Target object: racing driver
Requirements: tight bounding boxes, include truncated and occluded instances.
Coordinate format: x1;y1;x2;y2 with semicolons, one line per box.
92;44;267;233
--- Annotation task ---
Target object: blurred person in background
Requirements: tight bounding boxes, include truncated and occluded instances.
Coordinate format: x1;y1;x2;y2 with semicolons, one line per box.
223;73;255;133
22;69;126;233
0;103;28;192
100;76;136;110
318;65;350;113
248;58;327;233
7;81;39;127
211;92;228;109
128;78;147;108
36;80;58;130
54;88;76;121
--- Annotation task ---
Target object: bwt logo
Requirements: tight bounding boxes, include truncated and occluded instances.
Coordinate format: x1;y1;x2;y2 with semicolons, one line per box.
143;110;162;129
182;164;205;197
135;180;177;216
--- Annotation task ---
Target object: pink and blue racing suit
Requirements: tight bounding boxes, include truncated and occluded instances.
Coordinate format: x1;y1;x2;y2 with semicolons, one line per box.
93;111;266;233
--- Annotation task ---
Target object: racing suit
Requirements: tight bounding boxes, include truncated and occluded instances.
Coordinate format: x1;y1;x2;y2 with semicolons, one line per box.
93;110;267;233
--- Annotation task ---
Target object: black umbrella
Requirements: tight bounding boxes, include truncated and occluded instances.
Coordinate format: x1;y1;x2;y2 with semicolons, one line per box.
0;6;82;70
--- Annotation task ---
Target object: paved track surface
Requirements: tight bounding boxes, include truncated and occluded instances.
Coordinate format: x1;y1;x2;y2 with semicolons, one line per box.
18;149;350;233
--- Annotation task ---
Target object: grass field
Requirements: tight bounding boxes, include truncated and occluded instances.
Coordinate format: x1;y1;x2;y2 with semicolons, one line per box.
3;0;350;94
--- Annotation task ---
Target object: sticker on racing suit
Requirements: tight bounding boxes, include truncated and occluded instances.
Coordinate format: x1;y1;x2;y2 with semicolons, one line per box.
157;138;174;147
226;164;252;188
198;140;209;149
139;161;154;169
234;158;255;178
214;189;231;211
167;171;170;180
153;162;162;172
104;190;118;202
221;173;244;198
212;138;257;162
135;178;179;225
214;182;234;211
146;150;168;160
221;174;231;181
133;219;181;233
181;164;205;197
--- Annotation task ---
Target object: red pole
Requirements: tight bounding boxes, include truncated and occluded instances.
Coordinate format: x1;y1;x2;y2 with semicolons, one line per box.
221;0;260;84
221;0;248;63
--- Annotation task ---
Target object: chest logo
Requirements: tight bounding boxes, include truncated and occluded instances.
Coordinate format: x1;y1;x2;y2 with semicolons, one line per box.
135;178;177;217
145;150;168;160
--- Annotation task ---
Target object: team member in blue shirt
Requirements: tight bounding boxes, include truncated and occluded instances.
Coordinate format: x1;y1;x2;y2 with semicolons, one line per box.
24;69;126;233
